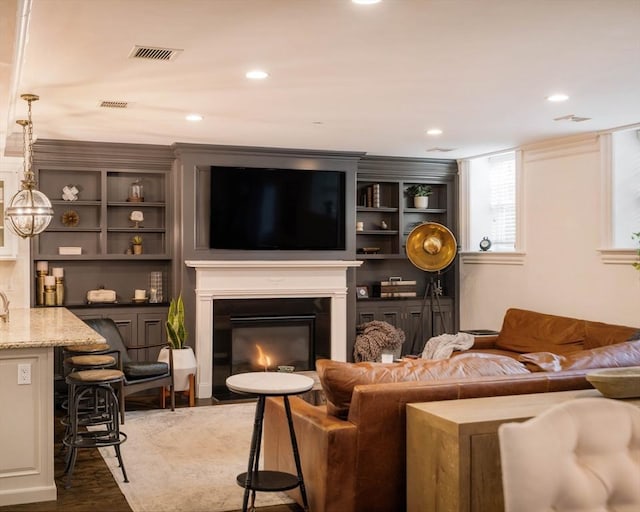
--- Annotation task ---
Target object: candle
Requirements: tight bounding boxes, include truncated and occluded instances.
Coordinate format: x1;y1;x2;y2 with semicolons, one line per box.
134;289;146;300
44;276;56;286
36;261;48;272
52;267;64;278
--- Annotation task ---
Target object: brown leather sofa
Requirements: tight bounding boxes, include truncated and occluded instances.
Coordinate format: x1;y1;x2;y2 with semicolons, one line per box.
263;308;640;512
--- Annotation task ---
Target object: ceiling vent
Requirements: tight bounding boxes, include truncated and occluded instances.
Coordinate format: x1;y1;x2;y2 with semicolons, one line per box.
554;114;592;123
129;45;183;61
100;100;128;109
426;147;456;153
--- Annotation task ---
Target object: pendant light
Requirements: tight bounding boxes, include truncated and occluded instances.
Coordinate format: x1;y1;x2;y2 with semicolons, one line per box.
5;94;53;238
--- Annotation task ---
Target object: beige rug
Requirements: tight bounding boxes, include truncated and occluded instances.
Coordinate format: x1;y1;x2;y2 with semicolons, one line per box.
92;403;294;512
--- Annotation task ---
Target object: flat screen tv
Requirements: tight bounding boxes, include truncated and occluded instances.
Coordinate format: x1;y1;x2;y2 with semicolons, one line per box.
209;166;346;250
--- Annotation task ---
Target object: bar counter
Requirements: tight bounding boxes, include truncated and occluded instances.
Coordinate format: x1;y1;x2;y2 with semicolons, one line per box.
0;308;105;506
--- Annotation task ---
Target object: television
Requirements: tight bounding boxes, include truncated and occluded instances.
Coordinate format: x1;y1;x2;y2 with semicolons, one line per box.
209;166;346;250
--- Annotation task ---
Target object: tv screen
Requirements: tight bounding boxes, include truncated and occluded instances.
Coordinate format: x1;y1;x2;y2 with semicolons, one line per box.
210;166;346;250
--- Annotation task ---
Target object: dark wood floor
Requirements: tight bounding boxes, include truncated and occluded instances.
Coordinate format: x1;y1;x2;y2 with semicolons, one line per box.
0;394;302;512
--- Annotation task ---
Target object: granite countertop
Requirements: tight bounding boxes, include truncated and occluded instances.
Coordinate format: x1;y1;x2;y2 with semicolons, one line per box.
0;308;105;349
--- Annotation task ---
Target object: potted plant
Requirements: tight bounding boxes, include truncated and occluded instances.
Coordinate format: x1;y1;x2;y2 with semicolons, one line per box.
131;235;143;255
158;294;197;393
406;184;433;209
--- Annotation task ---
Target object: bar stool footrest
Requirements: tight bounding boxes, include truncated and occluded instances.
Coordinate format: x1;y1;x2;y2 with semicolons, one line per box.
236;470;300;492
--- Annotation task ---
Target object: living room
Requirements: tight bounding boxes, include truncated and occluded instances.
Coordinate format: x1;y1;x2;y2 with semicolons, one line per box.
1;1;639;511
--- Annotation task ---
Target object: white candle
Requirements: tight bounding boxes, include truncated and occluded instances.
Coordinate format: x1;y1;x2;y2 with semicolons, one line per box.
52;267;64;278
44;276;56;286
36;261;48;272
134;289;146;300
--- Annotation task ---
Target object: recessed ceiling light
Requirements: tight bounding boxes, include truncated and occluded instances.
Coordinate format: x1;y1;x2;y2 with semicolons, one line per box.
426;128;443;136
185;114;203;122
246;70;269;80
352;0;382;4
547;93;569;102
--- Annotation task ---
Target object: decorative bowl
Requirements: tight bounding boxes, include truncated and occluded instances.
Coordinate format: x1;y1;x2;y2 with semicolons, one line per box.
586;366;640;399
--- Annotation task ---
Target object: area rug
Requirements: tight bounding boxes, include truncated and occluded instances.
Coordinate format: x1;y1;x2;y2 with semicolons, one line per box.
91;403;294;512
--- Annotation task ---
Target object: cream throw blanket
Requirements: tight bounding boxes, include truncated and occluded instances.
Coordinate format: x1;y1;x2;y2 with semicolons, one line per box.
421;332;475;360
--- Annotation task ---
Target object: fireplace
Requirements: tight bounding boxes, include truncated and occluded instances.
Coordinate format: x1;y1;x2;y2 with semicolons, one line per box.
186;260;362;398
212;297;331;399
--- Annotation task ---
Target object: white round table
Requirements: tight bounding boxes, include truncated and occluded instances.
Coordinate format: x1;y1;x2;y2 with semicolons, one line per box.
226;372;314;512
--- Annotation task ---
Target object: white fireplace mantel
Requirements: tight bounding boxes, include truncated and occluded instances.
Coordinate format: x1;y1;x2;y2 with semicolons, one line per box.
185;260;362;398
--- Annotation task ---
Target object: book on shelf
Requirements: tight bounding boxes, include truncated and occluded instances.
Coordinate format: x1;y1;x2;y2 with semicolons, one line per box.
380;280;417;286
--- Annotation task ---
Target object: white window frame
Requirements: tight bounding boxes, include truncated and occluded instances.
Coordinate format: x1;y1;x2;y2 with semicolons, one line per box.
598;125;640;266
459;150;525;265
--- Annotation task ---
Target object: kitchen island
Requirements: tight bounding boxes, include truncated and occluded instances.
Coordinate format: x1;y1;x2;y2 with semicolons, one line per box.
0;308;105;506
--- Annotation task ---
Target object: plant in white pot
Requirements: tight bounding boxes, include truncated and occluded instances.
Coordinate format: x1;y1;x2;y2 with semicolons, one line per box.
158;295;197;395
406;184;432;209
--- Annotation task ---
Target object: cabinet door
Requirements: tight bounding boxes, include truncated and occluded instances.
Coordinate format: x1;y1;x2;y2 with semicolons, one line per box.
403;301;431;355
138;312;167;361
109;312;138;359
431;300;453;336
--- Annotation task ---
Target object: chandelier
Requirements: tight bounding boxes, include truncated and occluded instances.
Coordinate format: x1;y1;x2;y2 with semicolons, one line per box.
5;94;53;238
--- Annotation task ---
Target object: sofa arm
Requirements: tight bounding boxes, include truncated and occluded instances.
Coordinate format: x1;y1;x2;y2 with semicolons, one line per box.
264;396;357;512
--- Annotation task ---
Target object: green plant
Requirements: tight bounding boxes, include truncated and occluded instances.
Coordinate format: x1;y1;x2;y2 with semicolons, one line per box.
405;184;432;197
166;295;187;349
633;232;640;271
131;235;143;245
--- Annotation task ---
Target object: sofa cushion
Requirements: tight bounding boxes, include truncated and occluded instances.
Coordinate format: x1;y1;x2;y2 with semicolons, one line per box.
317;353;531;419
495;308;585;354
584;320;639;349
518;339;640;372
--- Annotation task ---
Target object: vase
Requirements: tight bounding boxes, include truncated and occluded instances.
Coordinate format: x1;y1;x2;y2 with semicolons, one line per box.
158;346;197;391
132;244;143;255
413;196;429;209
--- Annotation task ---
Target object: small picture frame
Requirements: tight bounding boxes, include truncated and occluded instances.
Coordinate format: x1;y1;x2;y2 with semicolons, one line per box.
356;285;369;299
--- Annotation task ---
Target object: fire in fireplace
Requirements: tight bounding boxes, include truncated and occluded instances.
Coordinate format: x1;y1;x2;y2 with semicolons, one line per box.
213;298;330;400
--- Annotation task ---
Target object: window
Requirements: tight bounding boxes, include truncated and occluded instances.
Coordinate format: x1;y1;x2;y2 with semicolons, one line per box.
465;152;517;252
611;128;640;248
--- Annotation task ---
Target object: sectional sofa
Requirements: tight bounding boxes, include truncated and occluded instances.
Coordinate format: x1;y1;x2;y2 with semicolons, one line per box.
263;308;640;512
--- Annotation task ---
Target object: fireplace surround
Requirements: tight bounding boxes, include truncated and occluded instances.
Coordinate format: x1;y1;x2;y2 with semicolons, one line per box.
186;260;361;398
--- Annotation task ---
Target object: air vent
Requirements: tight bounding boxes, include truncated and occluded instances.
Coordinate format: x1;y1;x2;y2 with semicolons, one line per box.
554;114;592;123
100;101;128;109
426;147;456;153
129;45;183;61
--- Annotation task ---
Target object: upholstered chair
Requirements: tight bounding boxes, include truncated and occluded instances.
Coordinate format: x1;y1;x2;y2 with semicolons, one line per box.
498;397;640;512
82;318;175;423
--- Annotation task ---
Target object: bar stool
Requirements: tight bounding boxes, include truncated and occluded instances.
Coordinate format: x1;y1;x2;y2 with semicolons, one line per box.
63;369;129;489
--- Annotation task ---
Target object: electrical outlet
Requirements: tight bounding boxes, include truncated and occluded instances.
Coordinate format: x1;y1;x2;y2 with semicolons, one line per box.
18;363;31;385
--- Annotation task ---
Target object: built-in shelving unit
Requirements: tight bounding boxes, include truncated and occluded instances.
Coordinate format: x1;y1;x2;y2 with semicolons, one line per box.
355;156;459;347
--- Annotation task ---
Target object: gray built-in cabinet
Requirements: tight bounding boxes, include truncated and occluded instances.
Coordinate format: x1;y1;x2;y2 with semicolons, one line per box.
31;140;174;371
355;156;459;354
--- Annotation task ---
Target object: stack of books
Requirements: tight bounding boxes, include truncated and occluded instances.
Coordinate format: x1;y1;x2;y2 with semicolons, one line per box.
363;183;381;207
380;280;417;298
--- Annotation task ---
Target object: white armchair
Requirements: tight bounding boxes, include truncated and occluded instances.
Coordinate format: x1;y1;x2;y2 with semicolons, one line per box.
498;397;640;512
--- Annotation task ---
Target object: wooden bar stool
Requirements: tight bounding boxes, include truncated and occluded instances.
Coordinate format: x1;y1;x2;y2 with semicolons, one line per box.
63;369;128;489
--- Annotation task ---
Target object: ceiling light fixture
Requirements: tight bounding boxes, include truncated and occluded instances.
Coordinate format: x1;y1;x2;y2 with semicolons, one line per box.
245;70;269;80
352;0;382;4
185;114;203;122
426;128;443;136
5;94;54;238
547;93;569;102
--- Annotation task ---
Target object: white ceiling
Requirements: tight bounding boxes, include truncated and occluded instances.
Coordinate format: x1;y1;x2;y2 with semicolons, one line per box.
2;0;640;160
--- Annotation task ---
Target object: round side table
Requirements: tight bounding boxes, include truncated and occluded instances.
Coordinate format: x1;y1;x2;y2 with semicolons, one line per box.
226;372;313;512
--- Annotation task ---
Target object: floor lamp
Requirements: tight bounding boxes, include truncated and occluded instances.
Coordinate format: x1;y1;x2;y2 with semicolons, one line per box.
405;222;458;354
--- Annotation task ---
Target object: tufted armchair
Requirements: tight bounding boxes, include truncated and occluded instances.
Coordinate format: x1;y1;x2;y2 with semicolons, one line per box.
498;397;640;511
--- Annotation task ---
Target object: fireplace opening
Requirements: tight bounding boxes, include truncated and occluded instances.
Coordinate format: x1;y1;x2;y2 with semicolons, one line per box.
213;298;330;400
231;315;314;374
